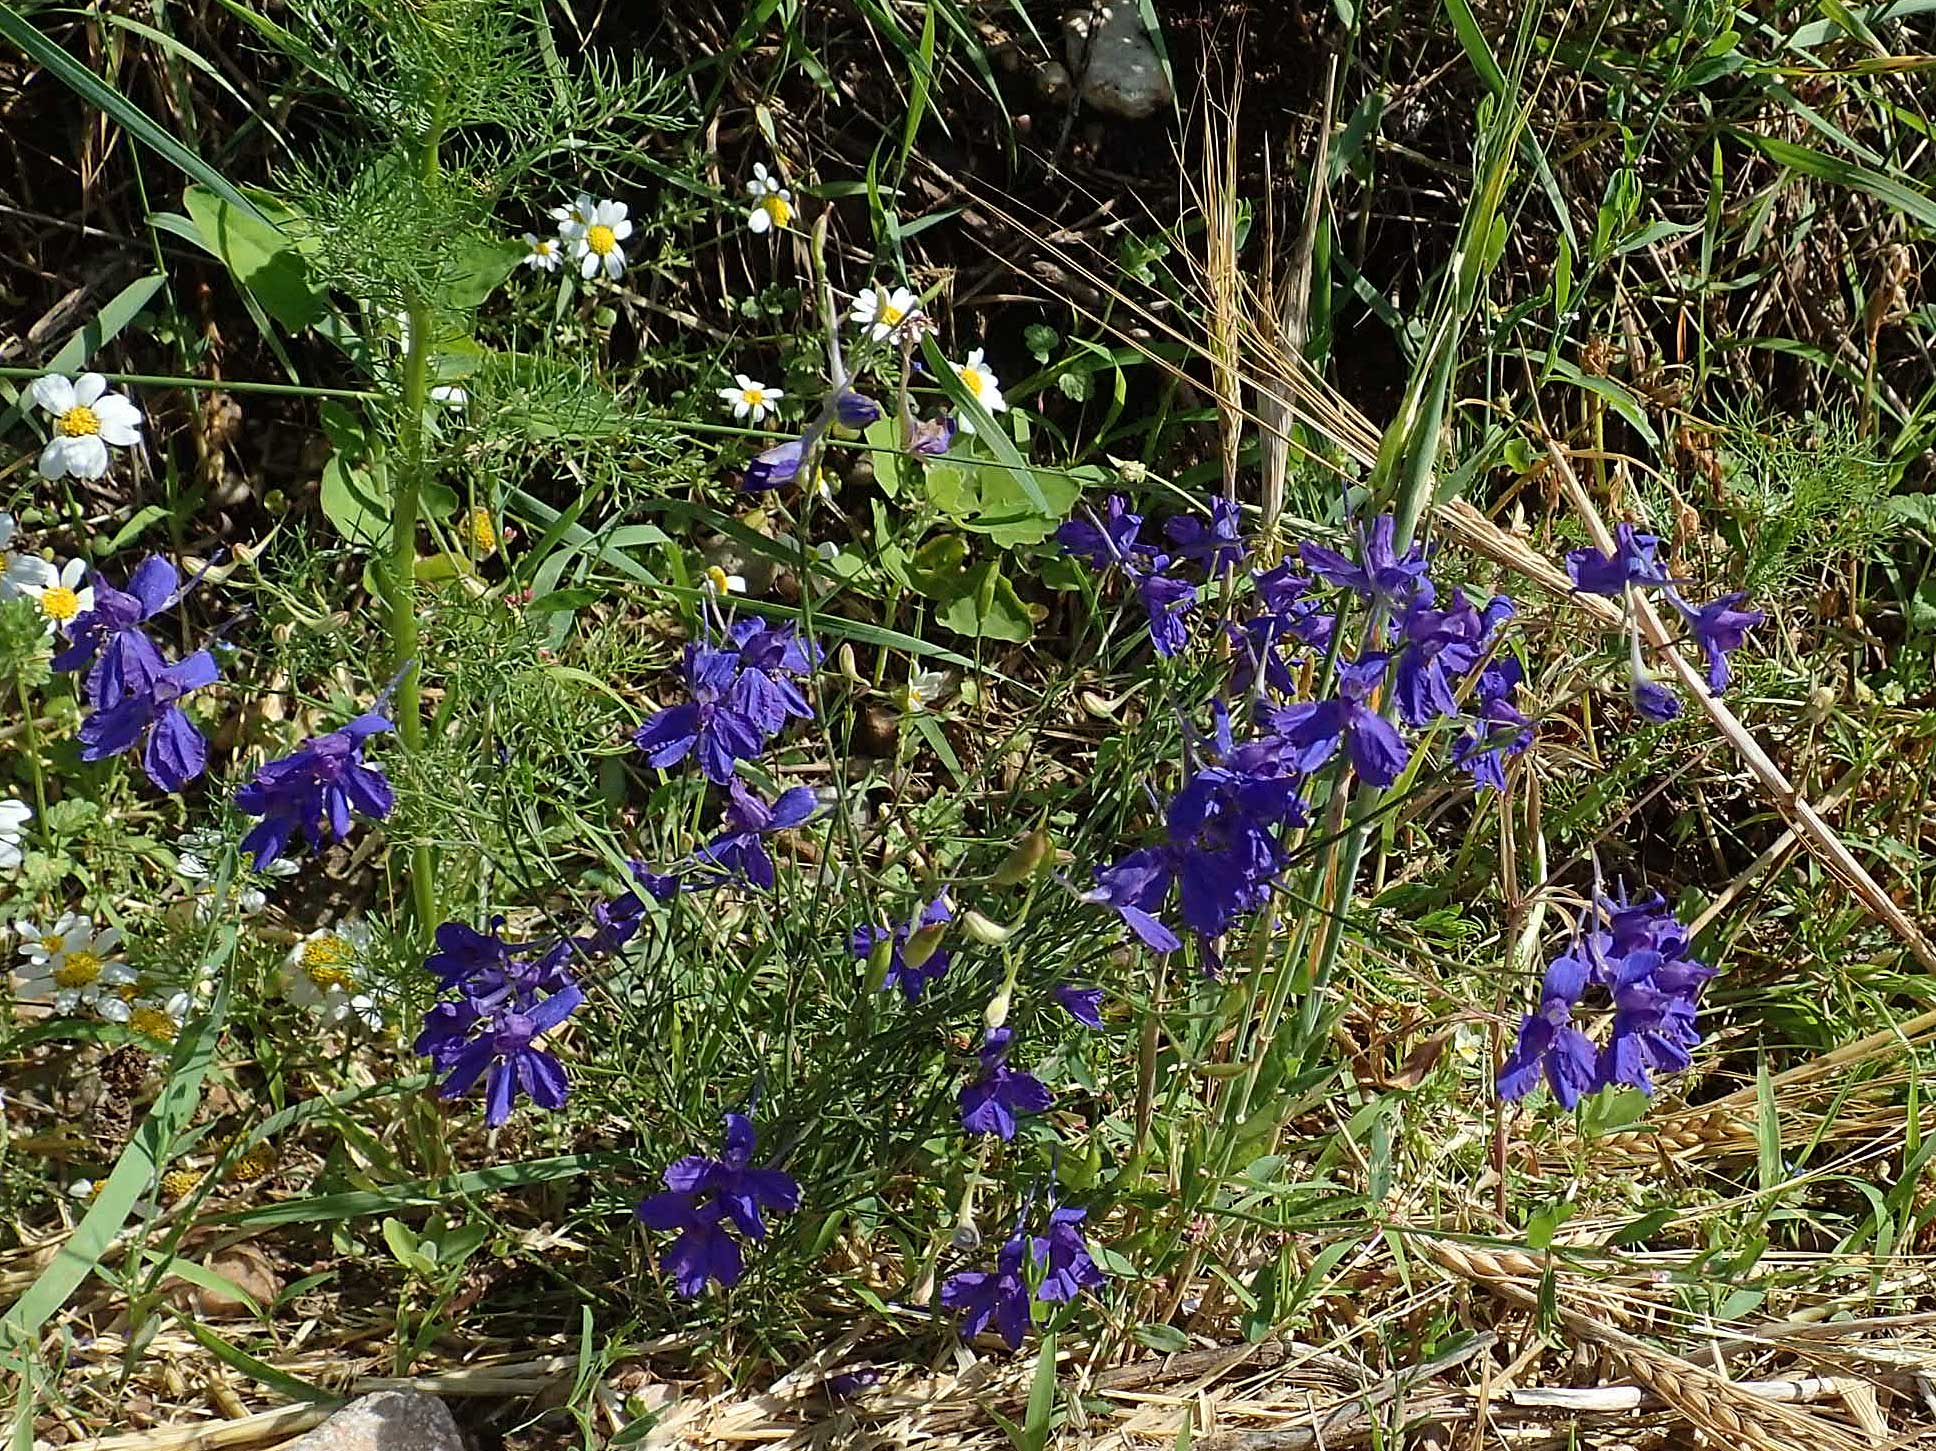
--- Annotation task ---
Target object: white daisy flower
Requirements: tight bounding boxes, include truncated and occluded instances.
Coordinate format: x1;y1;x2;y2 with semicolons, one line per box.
12;557;95;632
565;198;632;281
702;565;747;598
281;924;384;1030
15;916;135;1019
903;668;950;713
951;349;1007;433
549;192;596;232
745;162;794;234
127;991;190;1044
850;284;921;342
30;373;143;481
0;798;29;870
521;231;563;272
0;513;19;601
429;384;468;410
718;374;783;423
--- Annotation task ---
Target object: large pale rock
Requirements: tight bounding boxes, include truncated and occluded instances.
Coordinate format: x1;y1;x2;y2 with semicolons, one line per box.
1063;4;1171;120
280;1393;463;1451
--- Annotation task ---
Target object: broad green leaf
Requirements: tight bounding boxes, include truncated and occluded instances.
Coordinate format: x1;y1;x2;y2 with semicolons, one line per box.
937;559;1032;642
925;449;1079;546
864;415;904;498
319;454;389;548
442;235;526;310
181;186;325;330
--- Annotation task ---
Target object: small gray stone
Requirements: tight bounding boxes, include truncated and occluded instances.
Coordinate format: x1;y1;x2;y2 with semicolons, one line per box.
1063;4;1171;121
280;1392;463;1451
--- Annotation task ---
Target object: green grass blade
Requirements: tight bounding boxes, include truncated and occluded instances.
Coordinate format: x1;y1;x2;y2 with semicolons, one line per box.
1740;130;1936;230
0;7;267;223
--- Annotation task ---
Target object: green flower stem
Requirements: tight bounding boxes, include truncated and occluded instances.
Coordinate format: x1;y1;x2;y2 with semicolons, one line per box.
14;680;49;846
387;290;437;932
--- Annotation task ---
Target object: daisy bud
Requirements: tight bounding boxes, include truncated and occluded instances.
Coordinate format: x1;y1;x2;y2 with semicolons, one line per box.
961;909;1014;946
989;827;1053;886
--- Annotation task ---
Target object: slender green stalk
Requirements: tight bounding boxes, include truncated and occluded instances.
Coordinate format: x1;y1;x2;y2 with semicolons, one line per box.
0;366;377;400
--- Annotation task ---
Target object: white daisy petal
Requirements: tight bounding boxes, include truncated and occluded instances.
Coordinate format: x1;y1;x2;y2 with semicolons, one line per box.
73;373;107;407
31;375;76;415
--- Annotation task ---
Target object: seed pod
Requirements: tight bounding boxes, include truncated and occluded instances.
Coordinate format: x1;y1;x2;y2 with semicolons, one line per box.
961;909;1014;946
990;827;1053;886
903;922;947;972
983;987;1011;1029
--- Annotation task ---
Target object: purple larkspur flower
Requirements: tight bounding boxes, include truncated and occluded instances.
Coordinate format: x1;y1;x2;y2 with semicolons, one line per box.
76;648;217;792
1053;983;1104;1029
1391;590;1514;728
234;712;394;868
1084;847;1183;953
634;623;816;784
1453;657;1532;792
1632;675;1682;723
909;414;956;457
1132;561;1196;657
852;893;954;1000
1057;494;1146;569
636;1113;799;1296
52;554;182;708
415;974;583;1128
692;781;820;890
1165;497;1245;575
941;1202;1106;1348
959;1026;1052;1139
835;389;882;427
1566;523;1672;595
1262;653;1412;787
743;436;806;491
1300;514;1433;607
1496;944;1599;1109
1499;889;1711;1107
1668;590;1763;693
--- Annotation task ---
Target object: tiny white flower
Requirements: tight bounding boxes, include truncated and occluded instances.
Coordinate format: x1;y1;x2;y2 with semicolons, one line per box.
13;557;94;632
264;858;301;878
0;513;19;601
429;384;468;410
951;349;1007;433
745;162;794;234
68;1178;97;1201
549;192;596;232
702;565;746;598
0;798;30;870
565;198;632;280
718;374;783;423
15;916;135;1019
850;284;921;343
0;513;14;551
30;373;142;481
281;924;383;1030
176;852;210;881
127;992;190;1043
521;231;563;272
904;668;950;712
238;887;268;915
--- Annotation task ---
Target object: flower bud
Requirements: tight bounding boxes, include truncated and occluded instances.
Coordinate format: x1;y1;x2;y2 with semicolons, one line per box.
902;922;947;971
983;986;1011;1029
835;389;883;428
961;909;1014;946
990;827;1053;886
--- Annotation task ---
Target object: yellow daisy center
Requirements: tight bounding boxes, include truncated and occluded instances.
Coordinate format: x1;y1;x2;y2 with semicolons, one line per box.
759;195;793;228
959;368;985;395
586;224;617;256
467;507;498;554
54;951;103;989
534;240;553;256
130;1006;179;1042
57;404;101;438
301;935;358;992
742;388;767;407
40;586;82;622
704;566;733;594
880;297;905;325
39;934;67;957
